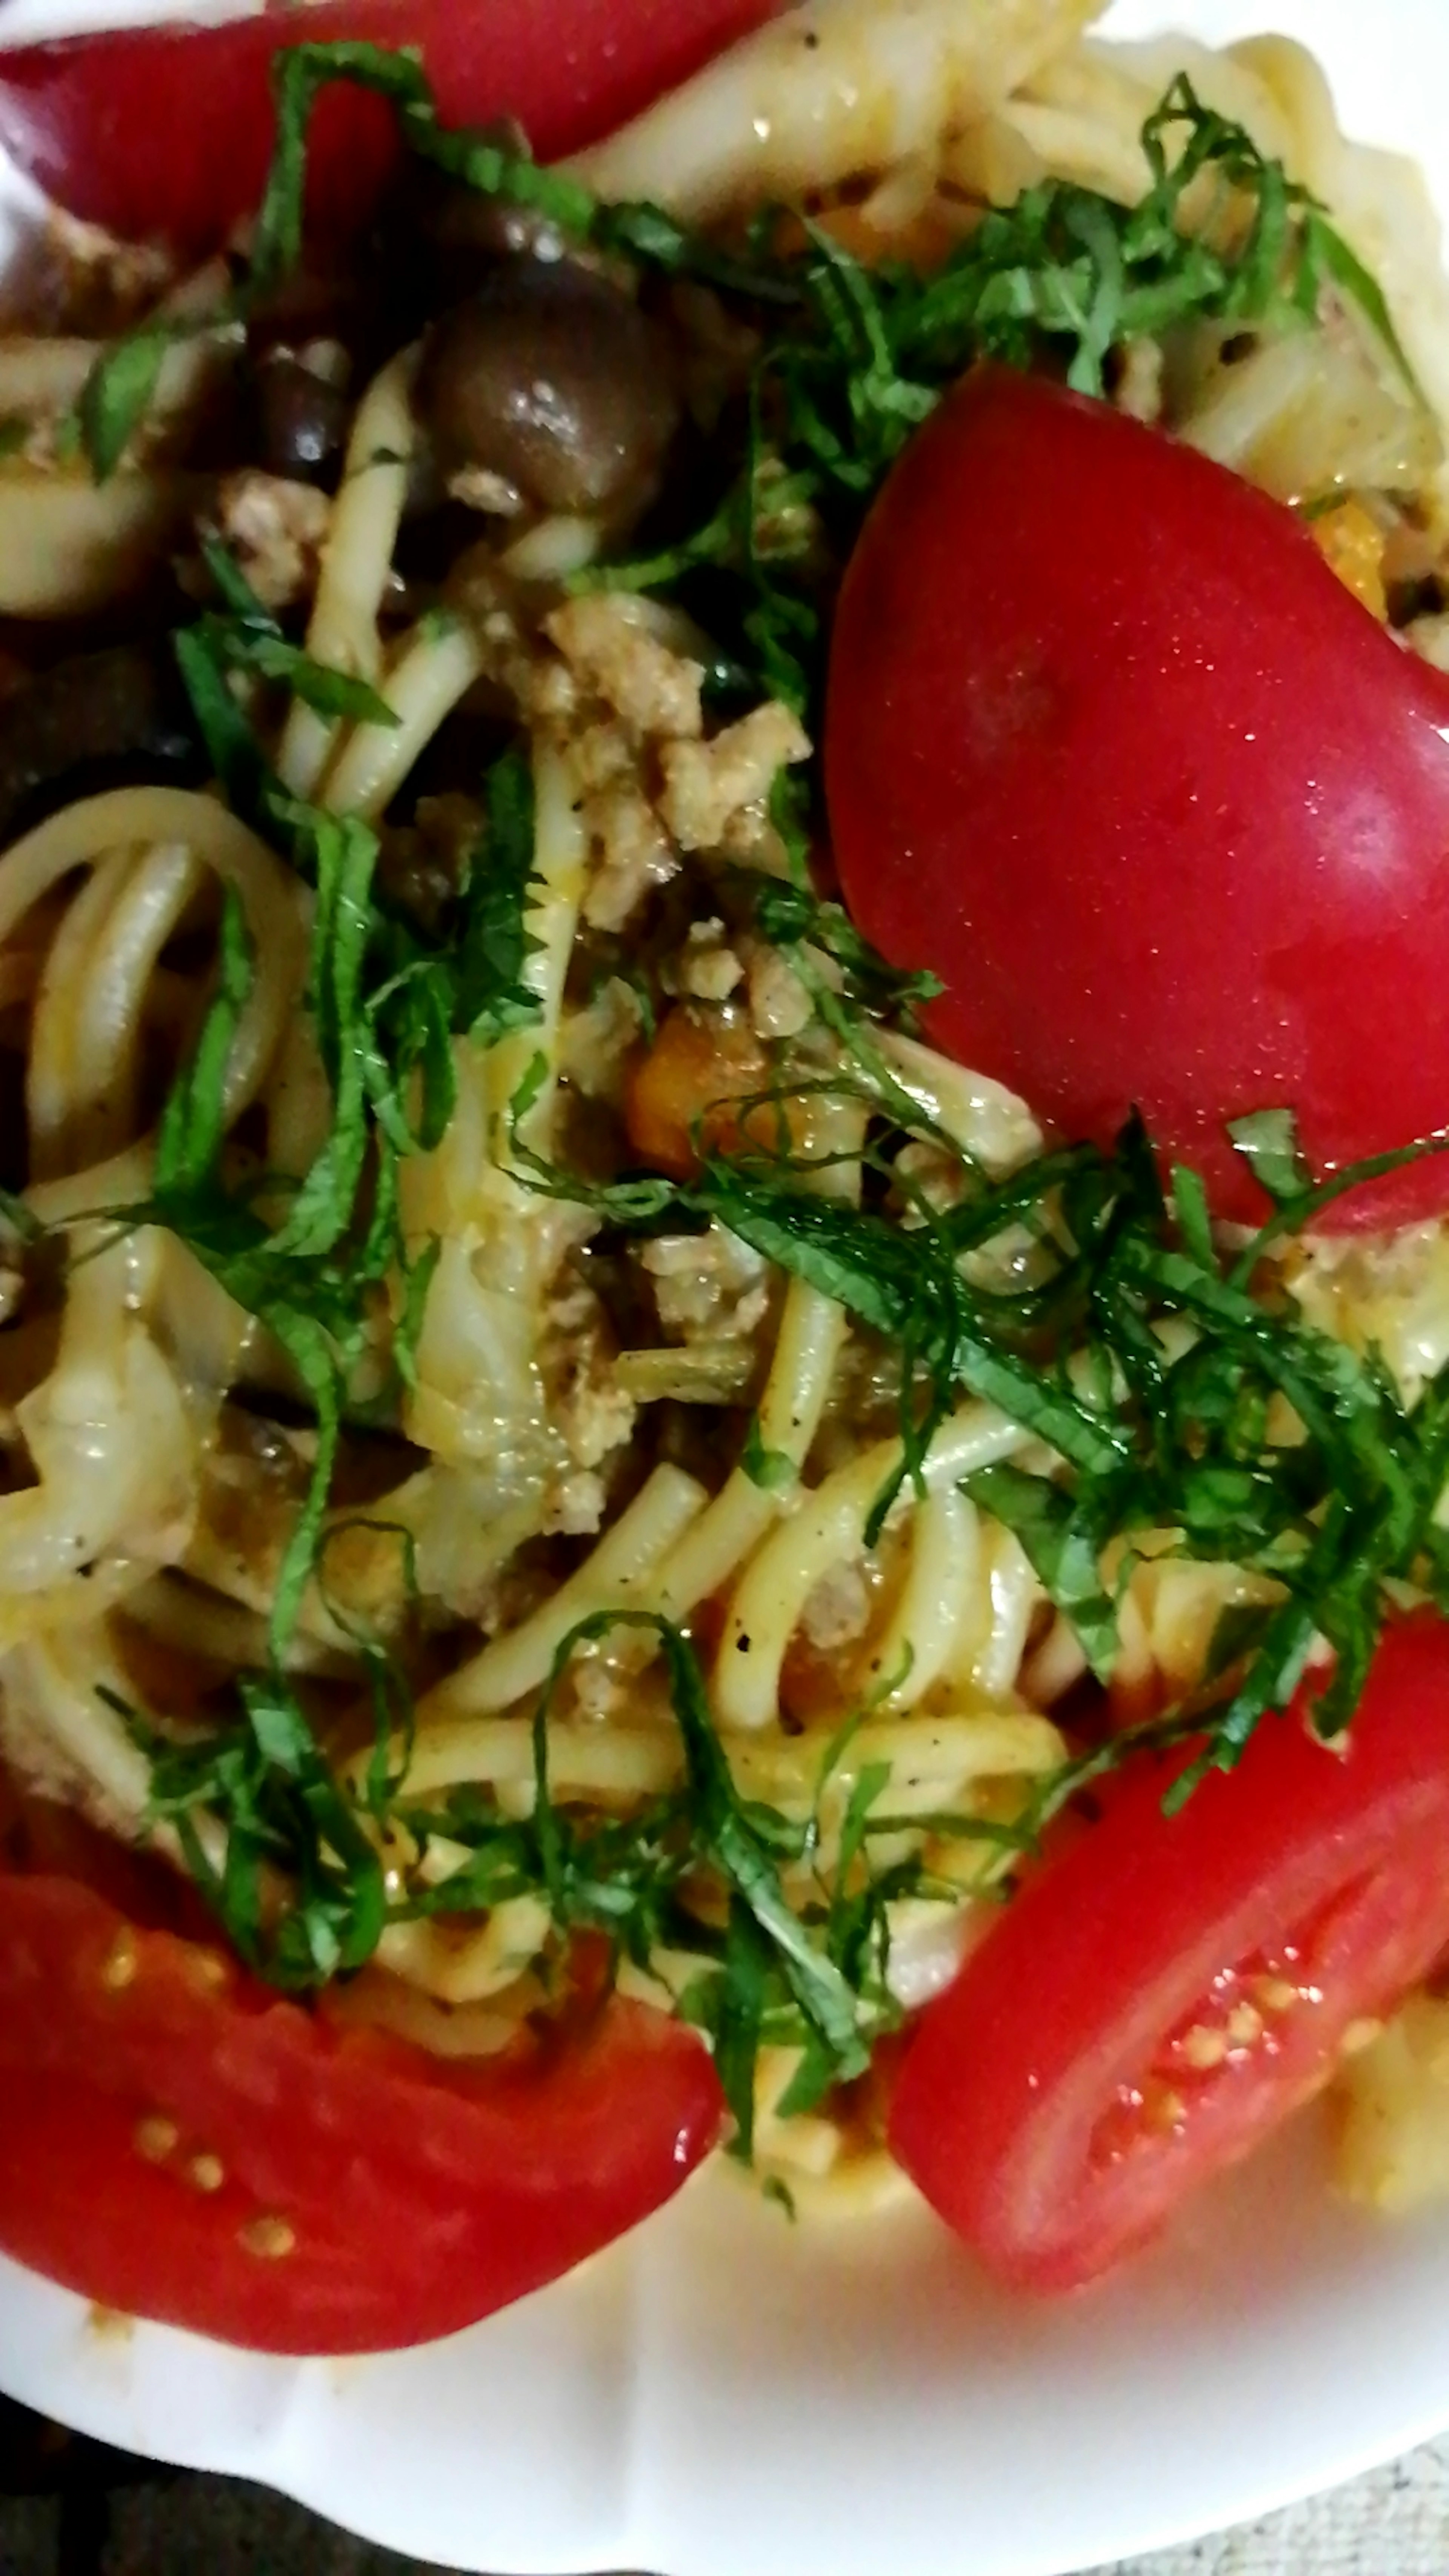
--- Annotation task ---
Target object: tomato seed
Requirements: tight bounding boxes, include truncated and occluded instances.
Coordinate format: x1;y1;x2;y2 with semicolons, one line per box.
133;2116;178;2164
1252;1975;1299;2016
1143;2082;1186;2132
1225;2002;1264;2048
188;2154;225;2195
239;2216;296;2261
1178;2025;1228;2073
101;1931;138;1992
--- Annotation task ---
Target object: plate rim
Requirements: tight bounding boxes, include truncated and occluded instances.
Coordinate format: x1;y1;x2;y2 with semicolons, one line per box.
5;3;1449;2571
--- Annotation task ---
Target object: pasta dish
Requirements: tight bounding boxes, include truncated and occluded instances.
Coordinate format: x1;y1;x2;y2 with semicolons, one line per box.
2;0;1449;2350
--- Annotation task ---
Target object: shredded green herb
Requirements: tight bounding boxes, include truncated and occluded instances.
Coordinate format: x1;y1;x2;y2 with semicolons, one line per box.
741;1415;798;1495
508;1068;1449;1798
125;1675;390;1987
79;323;197;480
123;1610;946;2146
192;537;400;730
566;71;1417;719
100;646;544;1672
748;874;944;1023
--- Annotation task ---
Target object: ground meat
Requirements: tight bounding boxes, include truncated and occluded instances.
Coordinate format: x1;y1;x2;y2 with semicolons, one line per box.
448;578;810;926
559;1366;637;1470
5;208;178;338
445;556;581;725
743;937;812;1038
892;1136;969;1217
558;976;646;1104
540;1467;609;1536
580;778;678;931
542;1273;638;1479
448;463;527;518
549;1340;638;1473
212;470;331;613
659;701;811;857
545;594;705;740
569;1652;640;1722
677;921;746;1002
642;1224;770;1340
569;719;635;795
799;1559;874;1654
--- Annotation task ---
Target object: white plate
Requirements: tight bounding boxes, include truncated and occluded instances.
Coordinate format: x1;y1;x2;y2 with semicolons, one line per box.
4;3;1449;2570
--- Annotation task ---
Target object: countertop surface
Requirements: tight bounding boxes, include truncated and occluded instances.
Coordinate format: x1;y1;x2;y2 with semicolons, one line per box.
1098;2439;1449;2574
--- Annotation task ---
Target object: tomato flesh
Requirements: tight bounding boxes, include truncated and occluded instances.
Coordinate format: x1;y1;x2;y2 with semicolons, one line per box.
0;1857;723;2353
888;1617;1449;2292
0;0;779;254
828;367;1449;1229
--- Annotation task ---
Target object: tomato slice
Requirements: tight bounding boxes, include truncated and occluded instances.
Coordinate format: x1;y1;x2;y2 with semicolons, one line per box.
827;366;1449;1229
0;1850;723;2353
888;1617;1449;2293
0;0;780;254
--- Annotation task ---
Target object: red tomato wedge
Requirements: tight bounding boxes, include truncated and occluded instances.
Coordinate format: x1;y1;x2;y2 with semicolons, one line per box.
0;1853;723;2353
888;1617;1449;2294
827;366;1449;1230
0;0;779;254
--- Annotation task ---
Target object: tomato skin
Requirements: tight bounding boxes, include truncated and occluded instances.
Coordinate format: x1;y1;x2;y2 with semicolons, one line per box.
0;0;780;254
827;366;1449;1230
888;1617;1449;2293
0;1862;724;2353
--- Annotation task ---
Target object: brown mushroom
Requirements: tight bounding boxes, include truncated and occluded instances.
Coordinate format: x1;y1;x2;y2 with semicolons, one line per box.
0;646;200;845
400;147;572;287
256;352;352;489
416;257;681;522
